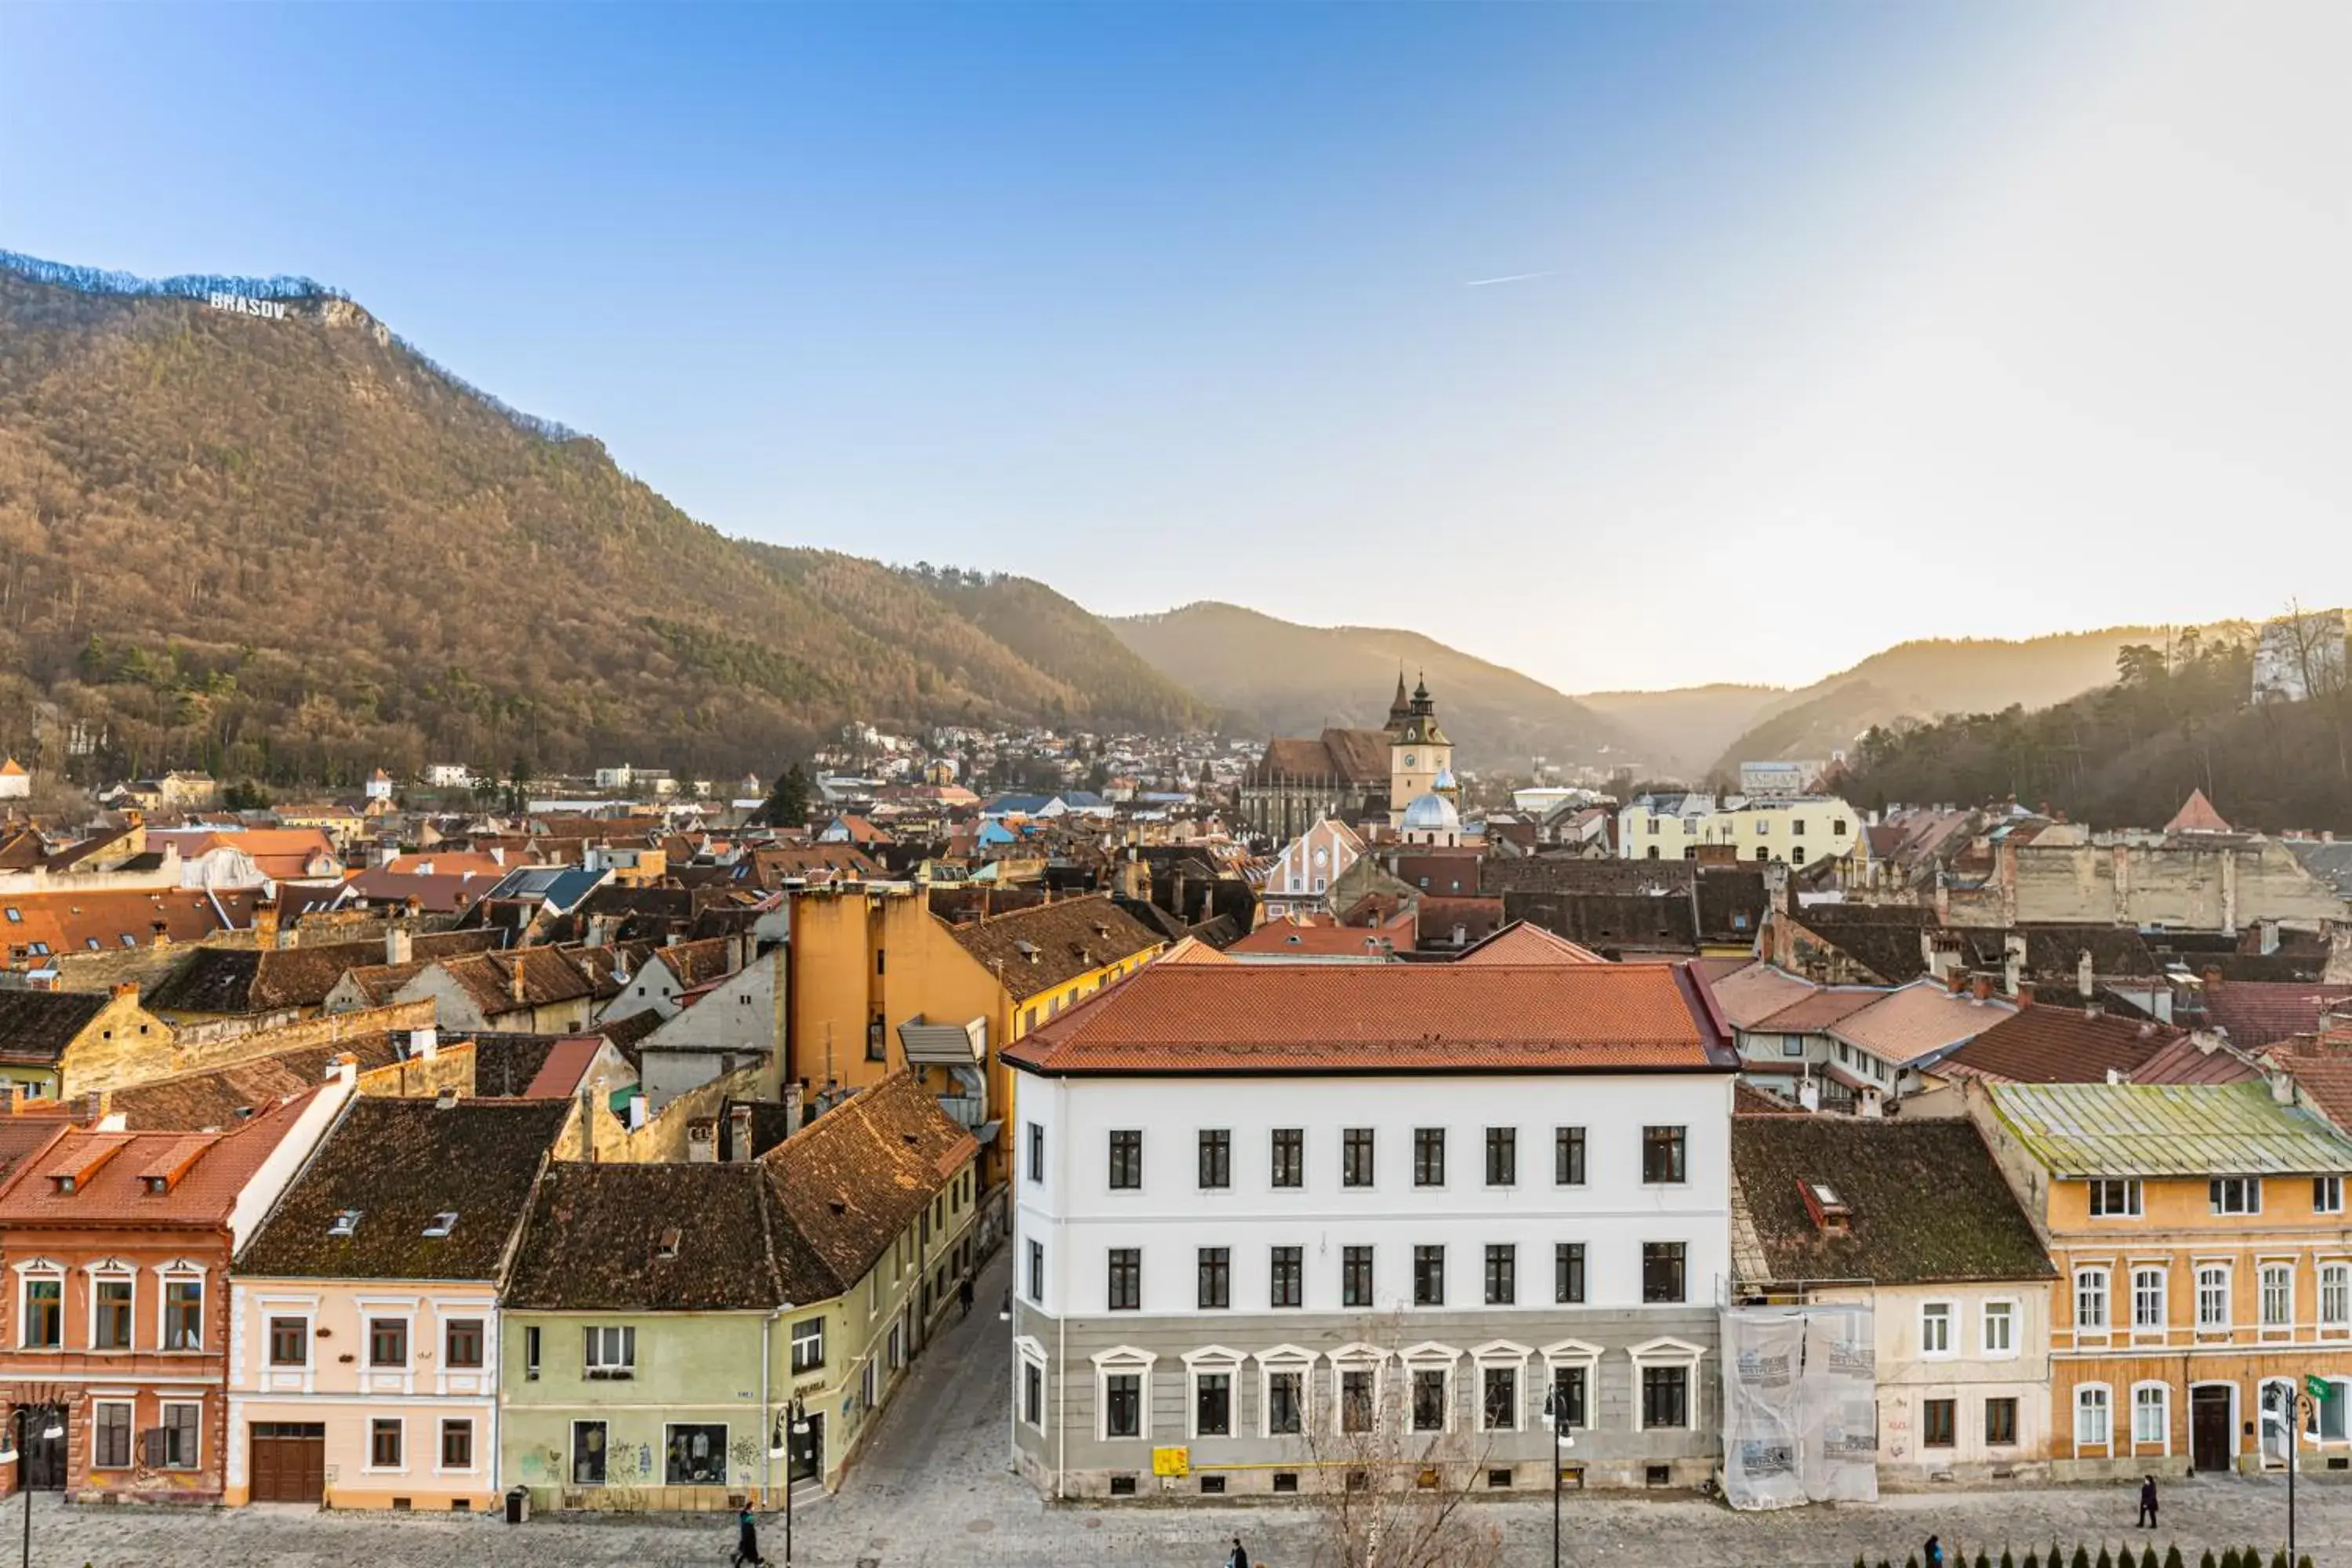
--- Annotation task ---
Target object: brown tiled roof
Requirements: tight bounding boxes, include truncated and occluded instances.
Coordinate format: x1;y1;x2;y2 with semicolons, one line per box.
1006;962;1732;1076
503;1161;805;1312
1752;989;1885;1033
0;1091;318;1226
1497;891;1699;956
147;928;497;1014
1733;1118;2053;1287
1936;1005;2184;1086
238;1098;568;1280
470;1033;569;1098
0;989;108;1065
521;1036;608;1099
946;894;1165;1001
2165;789;2233;834
0;886;262;960
1414;896;1504;947
593;1009;666;1070
1704;964;1820;1031
436;946;601;1016
1784;907;1935;985
657;937;736;989
766;1071;977;1298
109;1031;412;1130
2133;1033;2263;1086
1250;729;1391;789
2205;981;2352;1049
1451;922;1606;966
1733;1083;1805;1116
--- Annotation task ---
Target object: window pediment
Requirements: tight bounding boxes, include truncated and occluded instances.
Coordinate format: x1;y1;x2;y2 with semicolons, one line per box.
1090;1345;1156;1370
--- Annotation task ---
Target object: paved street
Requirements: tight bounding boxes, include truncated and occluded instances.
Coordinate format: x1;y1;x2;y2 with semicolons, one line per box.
15;1252;2352;1566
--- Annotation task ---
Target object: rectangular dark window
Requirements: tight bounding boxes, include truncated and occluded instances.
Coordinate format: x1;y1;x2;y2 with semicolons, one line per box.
1555;1127;1587;1186
1922;1398;1956;1448
1641;1365;1689;1429
1196;1247;1230;1310
666;1423;728;1485
1105;1373;1142;1438
1028;1240;1044;1302
162;1403;200;1468
1555;1242;1587;1305
1551;1366;1588;1430
1483;1366;1519;1431
445;1318;485;1370
1642;1126;1687;1185
1027;1122;1044;1184
1484;1243;1516;1306
1023;1360;1043;1427
94;1403;132;1469
1268;1371;1304;1435
1485;1127;1517;1187
1984;1397;2019;1446
1108;1130;1142;1190
1642;1242;1686;1305
1342;1245;1374;1308
572;1421;607;1485
441;1419;474;1469
1411;1368;1447;1432
1341;1370;1374;1433
1269;1246;1303;1308
1108;1248;1141;1311
1413;1244;1446;1307
1342;1127;1375;1188
370;1418;403;1468
1195;1372;1232;1437
269;1316;308;1367
369;1316;408;1368
1197;1130;1231;1190
93;1277;132;1350
1270;1128;1304;1189
1413;1127;1446;1187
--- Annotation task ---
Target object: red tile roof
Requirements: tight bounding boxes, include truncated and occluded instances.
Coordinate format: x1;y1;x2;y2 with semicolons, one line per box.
1752;989;1889;1033
1936;1005;2184;1086
1004;962;1731;1076
2205;982;2352;1049
2165;789;2233;834
521;1036;608;1099
0;1090;318;1225
1452;922;1606;966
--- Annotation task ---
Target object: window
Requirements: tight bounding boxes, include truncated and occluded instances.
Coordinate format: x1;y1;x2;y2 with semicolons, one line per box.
2132;1267;2166;1330
1755;846;1770;862
2089;1178;2142;1218
1193;1370;1232;1438
162;1402;200;1468
1983;1300;2015;1355
445;1317;484;1369
665;1423;728;1485
1413;1245;1446;1307
1108;1248;1141;1311
23;1275;61;1348
1555;1243;1587;1305
2132;1385;2168;1446
1196;1247;1230;1311
1271;1128;1303;1189
1108;1130;1142;1190
1342;1245;1374;1308
1342;1127;1375;1187
441;1419;474;1470
2075;1267;2111;1330
2196;1265;2230;1330
1269;1247;1302;1309
1642;1242;1686;1305
1790;847;1806;866
2075;1385;2111;1446
2324;1263;2351;1328
2211;1176;2262;1215
1028;1240;1045;1304
1482;1127;1517;1187
2320;1176;2346;1214
1410;1368;1448;1432
1022;1359;1044;1429
2262;1263;2293;1328
1920;1301;1953;1356
524;1325;541;1381
93;1402;133;1470
1484;1243;1516;1306
1922;1398;1956;1448
1641;1126;1686;1185
93;1276;132;1349
1550;1366;1589;1431
1833;818;1849;835
370;1418;404;1469
163;1278;202;1350
1641;1365;1689;1429
1266;1369;1305;1436
1780;1034;1803;1057
1985;1397;2019;1446
269;1315;308;1367
572;1421;608;1485
1341;1369;1375;1434
791;1316;825;1373
1105;1373;1143;1439
584;1324;636;1377
368;1316;408;1368
1555;1127;1586;1185
1413;1127;1446;1187
1027;1123;1044;1184
1197;1130;1231;1190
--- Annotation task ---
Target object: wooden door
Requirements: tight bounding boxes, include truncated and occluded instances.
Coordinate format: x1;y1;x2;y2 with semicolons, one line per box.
249;1423;325;1503
2190;1386;2232;1474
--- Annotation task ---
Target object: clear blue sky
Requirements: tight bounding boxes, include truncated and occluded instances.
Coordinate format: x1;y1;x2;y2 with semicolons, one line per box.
5;2;2346;692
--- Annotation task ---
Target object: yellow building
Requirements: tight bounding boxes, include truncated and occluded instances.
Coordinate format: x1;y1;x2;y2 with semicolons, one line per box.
1385;674;1454;828
1619;793;1859;868
786;888;1165;1188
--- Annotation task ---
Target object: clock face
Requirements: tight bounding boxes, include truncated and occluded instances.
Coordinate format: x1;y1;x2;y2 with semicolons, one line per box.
1404;755;1416;768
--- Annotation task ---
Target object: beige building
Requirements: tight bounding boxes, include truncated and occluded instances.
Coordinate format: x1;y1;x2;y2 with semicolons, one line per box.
1620;793;1860;868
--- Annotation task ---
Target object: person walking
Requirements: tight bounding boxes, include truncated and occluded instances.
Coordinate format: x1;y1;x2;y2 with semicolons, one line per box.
1924;1535;1944;1568
2139;1474;2159;1529
731;1503;765;1567
1227;1537;1250;1568
959;1276;975;1318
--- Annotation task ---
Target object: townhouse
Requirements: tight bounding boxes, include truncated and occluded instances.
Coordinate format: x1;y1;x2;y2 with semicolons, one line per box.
1971;1078;2352;1477
1004;954;1740;1499
226;1095;570;1508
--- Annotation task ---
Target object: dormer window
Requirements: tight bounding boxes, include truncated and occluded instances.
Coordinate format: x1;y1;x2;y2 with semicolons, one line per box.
328;1210;363;1237
656;1227;682;1261
423;1212;458;1239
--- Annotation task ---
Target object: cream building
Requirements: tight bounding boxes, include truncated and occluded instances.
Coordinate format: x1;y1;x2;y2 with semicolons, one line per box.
1620;793;1860;869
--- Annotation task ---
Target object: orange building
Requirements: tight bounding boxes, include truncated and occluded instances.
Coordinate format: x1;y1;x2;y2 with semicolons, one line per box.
1971;1077;2352;1478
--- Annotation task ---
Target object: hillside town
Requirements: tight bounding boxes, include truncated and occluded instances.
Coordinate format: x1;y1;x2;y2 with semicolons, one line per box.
0;670;2344;1565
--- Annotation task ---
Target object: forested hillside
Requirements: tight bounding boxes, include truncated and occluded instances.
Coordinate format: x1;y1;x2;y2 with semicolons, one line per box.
1840;633;2352;833
0;256;1205;786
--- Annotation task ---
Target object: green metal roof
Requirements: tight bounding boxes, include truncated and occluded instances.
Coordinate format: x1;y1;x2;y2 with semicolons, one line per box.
1990;1080;2352;1179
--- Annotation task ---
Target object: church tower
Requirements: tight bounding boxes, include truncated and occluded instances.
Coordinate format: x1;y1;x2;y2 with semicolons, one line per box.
1388;673;1454;828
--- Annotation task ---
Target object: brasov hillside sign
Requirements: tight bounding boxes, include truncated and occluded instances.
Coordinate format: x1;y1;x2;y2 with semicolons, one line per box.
207;292;289;320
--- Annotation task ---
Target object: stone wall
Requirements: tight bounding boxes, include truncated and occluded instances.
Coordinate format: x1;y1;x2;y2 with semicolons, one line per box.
66;999;437;1095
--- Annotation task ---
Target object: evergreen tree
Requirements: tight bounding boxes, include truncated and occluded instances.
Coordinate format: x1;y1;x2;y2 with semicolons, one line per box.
2002;1550;2016;1568
2096;1548;2113;1568
759;762;810;829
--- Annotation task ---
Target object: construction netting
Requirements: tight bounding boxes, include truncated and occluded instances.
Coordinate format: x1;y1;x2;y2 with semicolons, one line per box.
1719;1304;1879;1510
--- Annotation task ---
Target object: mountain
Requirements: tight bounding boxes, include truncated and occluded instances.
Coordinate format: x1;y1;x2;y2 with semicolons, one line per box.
1106;602;1635;771
1573;684;1784;779
0;255;1207;787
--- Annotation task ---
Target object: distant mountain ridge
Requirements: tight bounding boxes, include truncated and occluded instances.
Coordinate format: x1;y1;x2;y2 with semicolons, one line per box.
0;254;1205;786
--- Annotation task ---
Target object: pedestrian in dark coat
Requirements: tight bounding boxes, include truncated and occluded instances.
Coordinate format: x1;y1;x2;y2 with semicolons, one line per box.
1227;1538;1250;1568
2139;1474;2159;1528
731;1504;764;1566
960;1276;975;1317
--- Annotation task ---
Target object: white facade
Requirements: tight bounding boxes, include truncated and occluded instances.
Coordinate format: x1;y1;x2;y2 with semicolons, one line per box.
1809;1279;2053;1480
424;764;473;788
1258;818;1365;921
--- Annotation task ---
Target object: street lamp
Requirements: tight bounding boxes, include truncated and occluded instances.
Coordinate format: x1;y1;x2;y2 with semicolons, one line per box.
775;1395;809;1566
1540;1382;1575;1568
0;1404;65;1568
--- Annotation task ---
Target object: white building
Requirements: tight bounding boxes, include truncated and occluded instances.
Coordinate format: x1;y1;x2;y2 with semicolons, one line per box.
1004;952;1739;1499
424;764;473;789
1258;818;1365;921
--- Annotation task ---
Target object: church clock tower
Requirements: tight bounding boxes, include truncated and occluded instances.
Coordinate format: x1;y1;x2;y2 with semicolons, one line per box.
1388;673;1454;828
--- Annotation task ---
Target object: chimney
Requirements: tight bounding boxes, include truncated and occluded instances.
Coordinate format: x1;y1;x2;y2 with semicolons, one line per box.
111;982;139;1004
2192;1028;2226;1056
686;1118;718;1163
2268;1068;2296;1106
2076;949;2095;1002
1971;974;1993;1004
2002;933;2026;998
252;899;281;950
435;1084;459;1109
1945;969;1967;996
2105;1068;2125;1085
728;1102;755;1163
509;955;528;1009
782;1078;804;1132
386;923;413;966
2259;919;2281;957
151;920;171;947
332;1052;358;1087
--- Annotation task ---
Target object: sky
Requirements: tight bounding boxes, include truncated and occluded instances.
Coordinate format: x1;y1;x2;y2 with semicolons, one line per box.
4;2;2347;695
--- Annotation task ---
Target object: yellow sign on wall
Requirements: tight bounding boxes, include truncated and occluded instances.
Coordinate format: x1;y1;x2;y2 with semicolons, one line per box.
1152;1445;1190;1477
